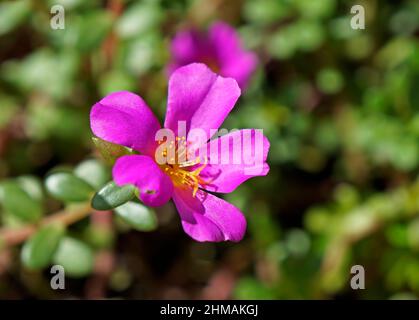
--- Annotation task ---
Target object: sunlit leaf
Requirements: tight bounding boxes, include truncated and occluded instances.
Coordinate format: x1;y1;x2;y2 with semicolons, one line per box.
16;176;44;201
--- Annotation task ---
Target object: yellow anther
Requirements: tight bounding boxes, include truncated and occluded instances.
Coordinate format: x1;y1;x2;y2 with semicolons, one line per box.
159;136;209;197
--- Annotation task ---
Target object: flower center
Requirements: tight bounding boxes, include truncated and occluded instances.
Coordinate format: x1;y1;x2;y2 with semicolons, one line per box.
158;136;207;197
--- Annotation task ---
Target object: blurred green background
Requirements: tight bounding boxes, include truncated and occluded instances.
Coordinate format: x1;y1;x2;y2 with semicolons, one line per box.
0;0;419;299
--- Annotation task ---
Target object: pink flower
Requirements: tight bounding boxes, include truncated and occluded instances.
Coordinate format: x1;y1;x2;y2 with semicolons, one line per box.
169;21;258;89
90;63;269;242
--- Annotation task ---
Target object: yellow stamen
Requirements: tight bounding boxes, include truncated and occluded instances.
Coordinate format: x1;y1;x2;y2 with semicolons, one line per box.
158;137;208;197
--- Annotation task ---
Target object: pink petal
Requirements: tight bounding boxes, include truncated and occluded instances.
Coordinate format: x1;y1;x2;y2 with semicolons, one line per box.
209;22;258;89
90;91;161;156
170;30;207;71
208;22;241;62
173;188;246;242
200;129;270;193
113;155;173;207
164;63;241;140
221;52;258;89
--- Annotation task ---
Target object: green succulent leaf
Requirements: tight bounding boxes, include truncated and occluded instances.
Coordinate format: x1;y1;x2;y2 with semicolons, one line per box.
115;201;158;231
16;175;44;201
74;159;110;190
0;181;43;223
52;237;94;278
45;172;94;202
21;223;65;270
91;181;136;211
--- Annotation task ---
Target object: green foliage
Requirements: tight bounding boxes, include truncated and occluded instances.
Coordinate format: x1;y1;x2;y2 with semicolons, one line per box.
0;180;43;223
1;49;79;99
74;159;110;190
115;2;162;39
234;277;275;300
316;68;344;94
91;181;136;211
0;0;31;36
0;95;18;129
115;201;158;232
52;236;94;278
21;224;65;270
45;172;94;202
76;12;114;52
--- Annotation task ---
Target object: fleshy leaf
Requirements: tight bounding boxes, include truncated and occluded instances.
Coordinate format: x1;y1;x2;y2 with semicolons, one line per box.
91;181;136;211
0;180;42;223
74;159;110;190
45;172;94;202
52;237;94;278
21;223;65;270
16;175;44;201
115;201;158;231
